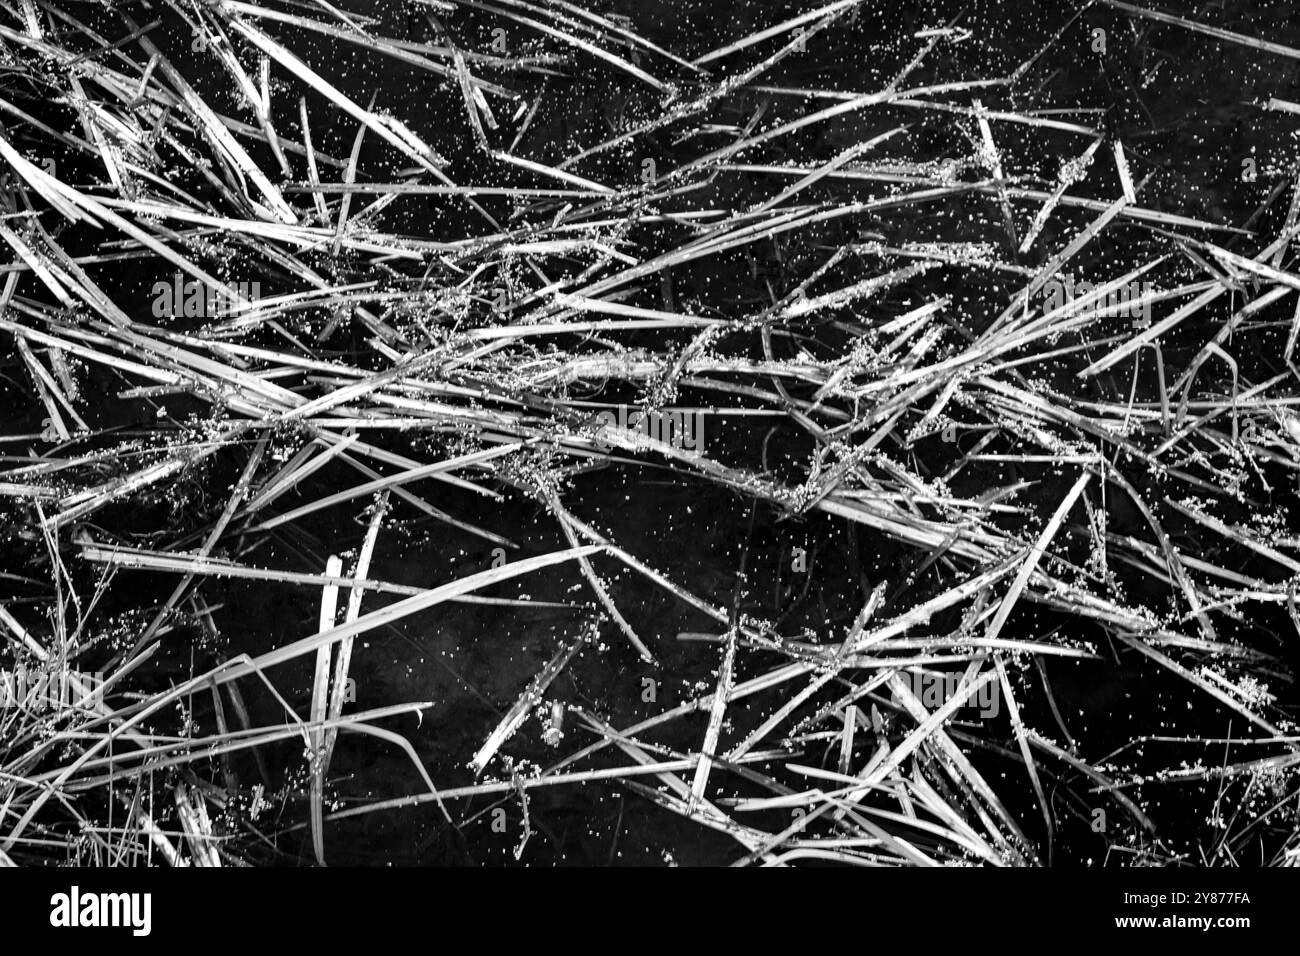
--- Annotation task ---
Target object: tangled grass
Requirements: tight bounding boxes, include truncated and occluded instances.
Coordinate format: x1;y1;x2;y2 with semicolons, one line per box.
2;0;1300;866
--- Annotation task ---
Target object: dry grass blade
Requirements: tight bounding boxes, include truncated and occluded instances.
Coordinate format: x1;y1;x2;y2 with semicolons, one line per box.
309;554;343;865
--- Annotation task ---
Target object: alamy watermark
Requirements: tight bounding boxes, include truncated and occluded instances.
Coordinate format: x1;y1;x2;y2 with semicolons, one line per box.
593;405;706;453
0;664;107;711
1042;273;1152;326
896;667;1000;718
50;886;151;936
151;272;262;318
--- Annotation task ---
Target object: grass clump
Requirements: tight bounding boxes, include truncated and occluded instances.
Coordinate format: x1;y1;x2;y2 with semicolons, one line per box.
1;0;1299;866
